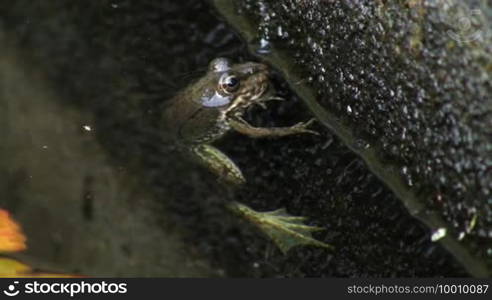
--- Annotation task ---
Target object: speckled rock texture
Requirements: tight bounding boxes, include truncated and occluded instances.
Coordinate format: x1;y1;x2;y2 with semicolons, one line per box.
213;0;492;276
0;0;488;276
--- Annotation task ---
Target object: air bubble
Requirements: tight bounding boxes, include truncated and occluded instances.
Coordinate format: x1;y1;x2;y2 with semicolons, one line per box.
276;26;285;38
354;139;371;150
254;38;272;55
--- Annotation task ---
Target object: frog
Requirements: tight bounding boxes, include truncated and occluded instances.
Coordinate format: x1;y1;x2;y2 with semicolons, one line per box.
163;58;332;253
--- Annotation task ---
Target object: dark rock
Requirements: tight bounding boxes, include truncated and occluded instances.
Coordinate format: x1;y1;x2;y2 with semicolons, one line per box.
212;0;492;276
1;0;487;276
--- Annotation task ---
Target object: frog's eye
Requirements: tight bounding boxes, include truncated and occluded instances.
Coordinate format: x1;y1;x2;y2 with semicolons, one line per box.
220;75;240;93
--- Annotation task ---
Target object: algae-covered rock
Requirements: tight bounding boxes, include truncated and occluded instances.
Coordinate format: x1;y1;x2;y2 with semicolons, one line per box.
213;0;492;276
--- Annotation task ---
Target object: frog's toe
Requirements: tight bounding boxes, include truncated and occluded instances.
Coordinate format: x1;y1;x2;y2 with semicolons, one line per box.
230;202;333;254
293;118;320;136
266;96;285;102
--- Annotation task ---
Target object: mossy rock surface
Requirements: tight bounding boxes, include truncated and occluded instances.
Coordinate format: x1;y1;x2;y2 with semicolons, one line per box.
213;0;492;276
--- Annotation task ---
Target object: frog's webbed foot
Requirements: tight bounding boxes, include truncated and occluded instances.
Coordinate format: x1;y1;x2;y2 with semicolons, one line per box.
190;144;246;186
228;117;319;138
230;202;333;254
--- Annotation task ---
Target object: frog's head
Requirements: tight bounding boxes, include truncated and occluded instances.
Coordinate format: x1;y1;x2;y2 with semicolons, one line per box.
199;58;272;114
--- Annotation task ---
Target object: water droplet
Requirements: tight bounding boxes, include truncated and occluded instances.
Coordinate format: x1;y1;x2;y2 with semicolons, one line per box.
276;26;284;37
431;228;447;242
354;139;370;150
254;38;271;55
402;166;408;175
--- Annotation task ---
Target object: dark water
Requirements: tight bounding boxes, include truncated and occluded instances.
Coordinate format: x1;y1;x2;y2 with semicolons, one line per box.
0;0;474;276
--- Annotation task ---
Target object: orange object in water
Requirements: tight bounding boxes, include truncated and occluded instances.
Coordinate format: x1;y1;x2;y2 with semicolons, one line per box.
0;209;27;253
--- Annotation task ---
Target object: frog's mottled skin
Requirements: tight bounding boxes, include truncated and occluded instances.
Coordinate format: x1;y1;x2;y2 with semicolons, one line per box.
164;58;316;185
163;58;331;253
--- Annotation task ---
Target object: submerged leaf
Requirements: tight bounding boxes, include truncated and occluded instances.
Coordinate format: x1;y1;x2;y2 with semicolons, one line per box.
0;257;31;276
0;257;82;278
0;209;82;277
0;209;27;253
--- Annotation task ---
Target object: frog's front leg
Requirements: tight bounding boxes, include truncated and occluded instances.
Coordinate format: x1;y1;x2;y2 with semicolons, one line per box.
190;144;246;185
228;116;319;138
